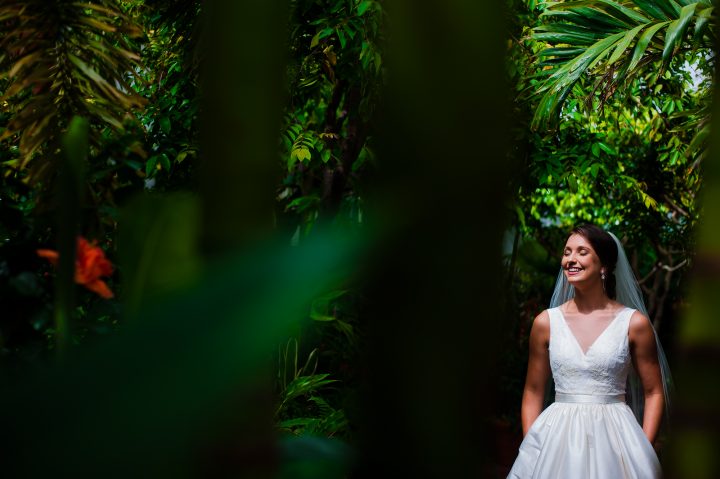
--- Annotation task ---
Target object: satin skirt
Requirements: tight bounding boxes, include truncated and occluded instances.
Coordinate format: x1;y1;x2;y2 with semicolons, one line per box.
507;402;661;479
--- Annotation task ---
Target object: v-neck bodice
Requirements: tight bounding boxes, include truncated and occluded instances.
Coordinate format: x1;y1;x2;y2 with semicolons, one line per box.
548;307;634;396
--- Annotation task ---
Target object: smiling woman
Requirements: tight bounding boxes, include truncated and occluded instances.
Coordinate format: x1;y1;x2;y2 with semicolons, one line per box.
507;224;670;479
562;224;618;300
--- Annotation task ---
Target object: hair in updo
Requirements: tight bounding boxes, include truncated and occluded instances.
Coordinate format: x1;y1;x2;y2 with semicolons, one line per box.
569;224;618;299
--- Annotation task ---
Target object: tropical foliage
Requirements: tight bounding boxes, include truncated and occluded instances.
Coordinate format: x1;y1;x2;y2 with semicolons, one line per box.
0;2;379;473
500;0;708;443
0;0;717;476
511;0;707;307
0;0;146;181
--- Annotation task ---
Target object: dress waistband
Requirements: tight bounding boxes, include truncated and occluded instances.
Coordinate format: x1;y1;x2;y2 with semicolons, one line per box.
555;393;626;404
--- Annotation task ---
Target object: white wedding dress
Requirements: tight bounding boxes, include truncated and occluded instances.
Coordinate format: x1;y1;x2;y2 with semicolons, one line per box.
508;307;661;479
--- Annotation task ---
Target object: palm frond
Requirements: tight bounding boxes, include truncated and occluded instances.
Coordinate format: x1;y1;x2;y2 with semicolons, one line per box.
530;0;714;130
0;0;146;181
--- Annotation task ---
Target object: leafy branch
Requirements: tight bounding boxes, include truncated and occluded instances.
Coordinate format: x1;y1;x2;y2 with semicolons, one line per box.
0;0;146;181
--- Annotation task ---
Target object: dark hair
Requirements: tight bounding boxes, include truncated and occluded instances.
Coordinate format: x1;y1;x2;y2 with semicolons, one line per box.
569;224;618;299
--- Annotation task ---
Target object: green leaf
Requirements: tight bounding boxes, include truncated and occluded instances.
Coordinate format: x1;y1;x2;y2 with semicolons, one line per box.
310;289;347;322
319;27;334;40
159;116;171;135
538;47;587;58
633;0;672;20
357;0;372;16
146;156;158;177
311;27;334;48
628;22;670;72
285;196;320;213
281;374;337;404
607;24;644;65
694;7;714;41
289;146;312;168
336;28;346;49
68;53;116;97
598;142;616;155
343;24;356;40
543;2;641;24
534;30;602;46
642;191;658;209
310;312;336;322
7;51;43;78
77;16;118;33
296;147;311;162
321;149;331;164
159;153;171;171
686;123;709;157
536;30;624;103
568;174;579;192
515;206;527;229
663;3;697;64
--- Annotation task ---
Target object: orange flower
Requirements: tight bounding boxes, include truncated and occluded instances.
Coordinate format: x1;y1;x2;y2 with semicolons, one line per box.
37;237;114;299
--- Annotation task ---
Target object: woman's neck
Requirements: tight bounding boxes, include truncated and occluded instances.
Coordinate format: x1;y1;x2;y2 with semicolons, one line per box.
571;286;611;313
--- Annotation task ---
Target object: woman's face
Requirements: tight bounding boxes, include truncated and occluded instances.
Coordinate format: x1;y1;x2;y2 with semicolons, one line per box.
562;233;603;285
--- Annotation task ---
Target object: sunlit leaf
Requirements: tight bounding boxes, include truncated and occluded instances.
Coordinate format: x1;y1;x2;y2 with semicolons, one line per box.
663;3;697;64
358;1;372;16
607;24;644;64
628;21;669;71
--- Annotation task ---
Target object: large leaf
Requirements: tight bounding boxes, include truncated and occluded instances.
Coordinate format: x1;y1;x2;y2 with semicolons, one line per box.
663;3;697;64
628;21;670;71
278;374;339;412
546;0;650;25
607;24;645;65
539;31;625;93
530;0;714;129
693;7;715;42
0;0;145;181
541;8;629;31
633;0;674;20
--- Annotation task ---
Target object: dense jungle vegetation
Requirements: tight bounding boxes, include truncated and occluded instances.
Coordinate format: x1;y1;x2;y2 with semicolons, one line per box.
0;0;719;477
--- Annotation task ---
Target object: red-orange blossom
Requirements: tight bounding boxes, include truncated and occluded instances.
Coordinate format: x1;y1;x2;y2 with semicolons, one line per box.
37;237;114;299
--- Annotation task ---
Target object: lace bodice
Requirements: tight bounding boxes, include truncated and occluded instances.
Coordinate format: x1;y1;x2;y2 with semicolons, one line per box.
548;307;635;396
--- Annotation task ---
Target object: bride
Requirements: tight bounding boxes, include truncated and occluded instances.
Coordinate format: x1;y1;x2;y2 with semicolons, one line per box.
508;224;671;479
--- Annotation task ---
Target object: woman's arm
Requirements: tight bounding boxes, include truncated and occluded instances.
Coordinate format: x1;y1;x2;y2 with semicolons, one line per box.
629;311;664;445
521;311;551;436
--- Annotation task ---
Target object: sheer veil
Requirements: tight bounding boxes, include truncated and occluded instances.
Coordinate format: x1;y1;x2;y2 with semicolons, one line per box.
549;231;673;424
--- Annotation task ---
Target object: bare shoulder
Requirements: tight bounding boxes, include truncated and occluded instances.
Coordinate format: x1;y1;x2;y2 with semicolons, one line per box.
629;310;652;330
628;310;654;341
533;309;550;327
530;310;550;341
